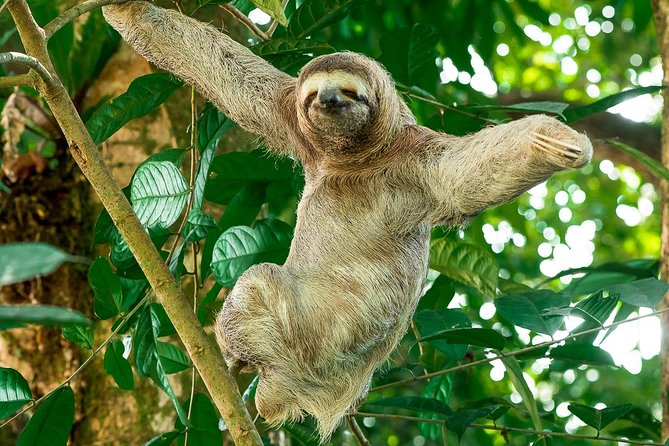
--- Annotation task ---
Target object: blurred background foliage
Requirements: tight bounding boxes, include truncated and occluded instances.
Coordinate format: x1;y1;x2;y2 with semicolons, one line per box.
0;0;667;445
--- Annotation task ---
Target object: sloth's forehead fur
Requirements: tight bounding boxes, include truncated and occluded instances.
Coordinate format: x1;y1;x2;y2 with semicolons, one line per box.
298;71;370;101
297;53;387;95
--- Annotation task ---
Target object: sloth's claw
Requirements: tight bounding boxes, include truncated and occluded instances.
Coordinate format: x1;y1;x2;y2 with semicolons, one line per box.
531;131;581;160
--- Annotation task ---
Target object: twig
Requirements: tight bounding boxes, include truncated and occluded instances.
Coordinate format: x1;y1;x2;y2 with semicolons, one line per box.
346;415;371;446
220;3;269;41
0;294;150;429
352;413;663;446
0;52;53;87
266;0;288;37
399;90;499;125
0;0;10;15
0;72;35;88
372;306;669;393
44;0;128;39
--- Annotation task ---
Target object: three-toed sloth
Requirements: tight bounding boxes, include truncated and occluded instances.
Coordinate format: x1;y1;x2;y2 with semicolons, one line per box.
104;2;593;440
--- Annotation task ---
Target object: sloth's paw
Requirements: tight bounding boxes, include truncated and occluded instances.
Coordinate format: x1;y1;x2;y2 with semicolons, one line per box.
529;127;593;169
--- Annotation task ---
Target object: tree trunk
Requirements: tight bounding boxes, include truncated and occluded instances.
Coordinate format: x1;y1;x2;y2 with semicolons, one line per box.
652;0;669;440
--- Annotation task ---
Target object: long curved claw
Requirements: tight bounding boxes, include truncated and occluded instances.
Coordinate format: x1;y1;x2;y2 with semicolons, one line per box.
531;131;582;160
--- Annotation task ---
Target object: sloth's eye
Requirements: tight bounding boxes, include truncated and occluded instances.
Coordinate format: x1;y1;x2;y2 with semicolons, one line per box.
341;89;359;100
304;91;317;106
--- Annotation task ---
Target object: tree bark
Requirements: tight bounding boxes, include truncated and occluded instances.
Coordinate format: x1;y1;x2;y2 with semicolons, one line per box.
652;0;669;440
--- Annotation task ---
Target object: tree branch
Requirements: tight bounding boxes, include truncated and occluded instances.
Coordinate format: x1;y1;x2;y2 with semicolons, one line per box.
352;413;663;446
220;3;269;41
6;1;263;445
0;52;52;87
346;415;371;446
44;0;128;38
0;72;35;88
372;307;669;393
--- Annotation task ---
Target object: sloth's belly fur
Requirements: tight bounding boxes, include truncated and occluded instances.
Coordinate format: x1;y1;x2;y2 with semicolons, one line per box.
215;182;431;438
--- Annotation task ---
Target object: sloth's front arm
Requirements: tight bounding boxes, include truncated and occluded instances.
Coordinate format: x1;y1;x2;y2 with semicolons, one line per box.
102;2;296;154
423;114;593;225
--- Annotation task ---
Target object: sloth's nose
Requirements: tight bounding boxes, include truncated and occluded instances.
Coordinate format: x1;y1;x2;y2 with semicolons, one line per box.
318;88;345;107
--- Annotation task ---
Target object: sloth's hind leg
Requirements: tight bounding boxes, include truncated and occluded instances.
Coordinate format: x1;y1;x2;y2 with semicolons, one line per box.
214;263;296;370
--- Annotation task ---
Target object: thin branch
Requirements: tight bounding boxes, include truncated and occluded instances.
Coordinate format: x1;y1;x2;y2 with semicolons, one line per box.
266;0;289;37
44;0;128;39
220;3;269;41
0;295;150;429
352;413;664;446
346;415;371;446
0;52;53;86
0;72;35;88
372;307;669;393
398;90;500;125
0;0;10;15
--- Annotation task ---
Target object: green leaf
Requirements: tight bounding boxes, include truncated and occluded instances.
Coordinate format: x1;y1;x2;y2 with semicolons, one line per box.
608;140;669;181
143;432;182;446
568;403;634;432
88;257;123;320
379;24;439;86
156;342;190;374
609;278;669;308
48;22;74;93
251;38;334;58
561;260;656;297
502;357;542;431
446;405;507;439
364;396;452;417
62;325;94;350
151;303;176;338
495;290;569;335
429;239;499;297
0;305;89;328
414;309;471;361
86;73;182;145
93;208;115;245
183;210;217;243
515;0;550;25
563;86;663;123
104;340;134;391
549;342;615;366
466;101;569;116
174;393;221;446
0;242;82;286
420;328;505;350
131;161;189;228
211;219;293;286
418;274;456;311
196;104;235;154
218;183;267;231
0;368;32;420
242;375;259;402
282;423;321;446
418;374;453;440
17;386;74;446
287;0;356;38
193;141;217;213
250;0;288;26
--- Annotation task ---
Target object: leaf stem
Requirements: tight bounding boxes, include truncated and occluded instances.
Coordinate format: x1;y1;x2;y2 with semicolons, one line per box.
220;4;269;41
352;412;663;446
372;307;669;393
346;415;371;446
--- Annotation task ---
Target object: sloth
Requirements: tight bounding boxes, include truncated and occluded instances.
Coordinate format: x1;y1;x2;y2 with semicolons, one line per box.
104;2;593;441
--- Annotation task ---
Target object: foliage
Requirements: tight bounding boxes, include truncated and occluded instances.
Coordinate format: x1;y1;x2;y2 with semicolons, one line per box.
0;0;666;445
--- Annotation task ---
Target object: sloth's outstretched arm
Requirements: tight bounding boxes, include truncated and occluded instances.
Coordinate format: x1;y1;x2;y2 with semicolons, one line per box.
422;114;592;225
102;2;297;155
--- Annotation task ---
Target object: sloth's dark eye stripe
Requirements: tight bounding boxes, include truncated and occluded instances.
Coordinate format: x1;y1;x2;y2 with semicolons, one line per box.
341;89;359;100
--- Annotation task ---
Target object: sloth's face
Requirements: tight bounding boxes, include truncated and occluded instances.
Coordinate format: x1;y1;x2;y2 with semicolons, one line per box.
298;71;375;145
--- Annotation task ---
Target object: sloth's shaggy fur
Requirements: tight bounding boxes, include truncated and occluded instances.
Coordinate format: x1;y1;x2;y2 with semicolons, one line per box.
104;3;593;440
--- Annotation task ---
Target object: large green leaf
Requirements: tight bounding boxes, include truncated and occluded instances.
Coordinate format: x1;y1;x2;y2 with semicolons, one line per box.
379;24;439;87
250;0;288;26
104;340;134;391
609;140;669;181
466;101;569;116
62;325;94;350
549;342;615;366
0;368;32;420
418;274;456;311
156;342;190;374
282;423;321;446
429;239;499;297
563;86;663;123
86;73;182;145
495;290;569;335
446;405;507;439
131;161;189;229
287;0;356;37
414;309;471;361
0;305;89;328
568;403;634;432
17;386;75;446
88;257;123;320
420;327;505;350
0;243;82;286
502;357;542;431
211;219;293;286
196;104;235;155
608;278;669;308
174;393;221;446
